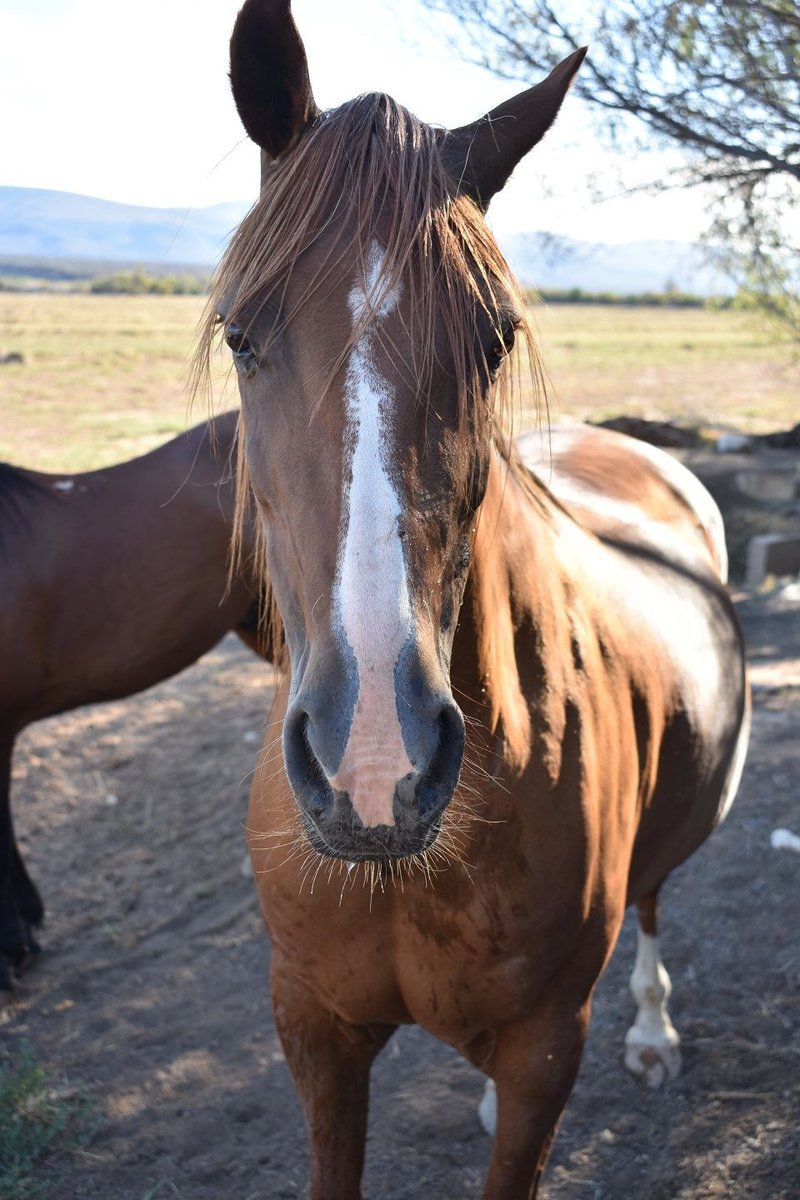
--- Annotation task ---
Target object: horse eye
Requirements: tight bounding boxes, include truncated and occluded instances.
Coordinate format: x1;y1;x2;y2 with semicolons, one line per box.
225;323;251;355
487;321;516;372
225;323;259;377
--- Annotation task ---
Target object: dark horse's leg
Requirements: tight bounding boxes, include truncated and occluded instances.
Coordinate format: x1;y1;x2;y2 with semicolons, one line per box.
12;842;44;931
271;952;396;1200
0;736;42;994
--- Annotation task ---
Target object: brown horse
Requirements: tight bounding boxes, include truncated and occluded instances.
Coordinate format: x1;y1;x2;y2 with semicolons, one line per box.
208;4;750;1195
0;412;263;994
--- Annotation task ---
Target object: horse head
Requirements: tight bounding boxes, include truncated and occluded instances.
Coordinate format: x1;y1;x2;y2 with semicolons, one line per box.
208;0;584;861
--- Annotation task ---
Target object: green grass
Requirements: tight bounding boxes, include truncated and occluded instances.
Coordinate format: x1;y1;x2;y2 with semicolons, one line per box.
0;294;797;472
0;1045;95;1199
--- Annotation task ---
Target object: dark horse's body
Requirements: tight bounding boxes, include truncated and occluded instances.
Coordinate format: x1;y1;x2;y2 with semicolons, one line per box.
0;412;259;992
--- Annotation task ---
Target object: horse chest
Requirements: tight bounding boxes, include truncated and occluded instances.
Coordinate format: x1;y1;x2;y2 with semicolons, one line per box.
393;887;569;1038
397;939;542;1043
266;874;561;1043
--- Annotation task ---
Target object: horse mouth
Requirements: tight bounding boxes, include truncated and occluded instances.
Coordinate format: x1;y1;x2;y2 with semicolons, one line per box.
299;811;443;863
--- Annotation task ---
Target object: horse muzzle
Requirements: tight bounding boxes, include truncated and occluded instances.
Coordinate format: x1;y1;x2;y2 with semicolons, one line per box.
283;696;465;861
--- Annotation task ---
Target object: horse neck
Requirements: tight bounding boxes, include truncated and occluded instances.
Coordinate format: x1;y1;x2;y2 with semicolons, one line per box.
452;444;570;781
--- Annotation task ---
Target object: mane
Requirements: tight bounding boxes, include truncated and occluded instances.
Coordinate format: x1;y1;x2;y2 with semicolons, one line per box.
0;462;50;555
192;91;549;654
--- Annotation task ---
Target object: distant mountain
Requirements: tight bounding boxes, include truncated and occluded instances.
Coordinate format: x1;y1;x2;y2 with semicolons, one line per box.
0;187;248;265
0;186;733;295
503;232;733;296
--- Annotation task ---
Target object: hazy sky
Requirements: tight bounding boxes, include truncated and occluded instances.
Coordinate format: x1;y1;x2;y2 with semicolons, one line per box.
0;0;710;242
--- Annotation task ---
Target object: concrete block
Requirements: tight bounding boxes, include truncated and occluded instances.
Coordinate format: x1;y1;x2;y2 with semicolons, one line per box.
746;534;800;587
735;468;800;503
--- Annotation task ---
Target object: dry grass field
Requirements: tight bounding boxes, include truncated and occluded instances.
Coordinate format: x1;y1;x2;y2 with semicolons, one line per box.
1;293;797;472
0;295;228;473
532;301;799;431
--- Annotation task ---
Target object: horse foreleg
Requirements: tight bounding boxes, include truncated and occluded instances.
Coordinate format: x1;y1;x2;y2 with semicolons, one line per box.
479;999;589;1200
12;840;44;933
0;736;38;993
624;891;681;1086
270;954;395;1200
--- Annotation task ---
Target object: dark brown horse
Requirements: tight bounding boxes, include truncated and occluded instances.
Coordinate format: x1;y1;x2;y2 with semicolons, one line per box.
0;412;262;994
208;4;750;1195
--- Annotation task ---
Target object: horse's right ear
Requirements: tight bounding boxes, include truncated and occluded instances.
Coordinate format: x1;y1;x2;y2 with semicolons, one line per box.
230;0;318;164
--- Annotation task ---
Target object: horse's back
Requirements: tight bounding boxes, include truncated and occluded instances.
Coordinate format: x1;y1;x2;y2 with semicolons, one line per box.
0;413;250;726
518;423;748;893
518;423;727;582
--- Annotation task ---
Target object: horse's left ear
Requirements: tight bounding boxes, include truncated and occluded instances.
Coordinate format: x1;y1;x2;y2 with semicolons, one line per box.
443;47;588;210
229;0;319;165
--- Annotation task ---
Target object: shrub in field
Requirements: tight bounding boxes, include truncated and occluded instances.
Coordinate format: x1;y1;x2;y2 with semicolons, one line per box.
0;1045;95;1199
526;287;724;308
89;271;207;295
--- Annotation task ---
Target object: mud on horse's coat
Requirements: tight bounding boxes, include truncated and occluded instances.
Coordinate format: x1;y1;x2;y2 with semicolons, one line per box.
212;3;750;1196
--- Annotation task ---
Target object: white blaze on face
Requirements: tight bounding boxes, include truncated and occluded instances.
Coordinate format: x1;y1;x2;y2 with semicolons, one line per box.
331;244;414;828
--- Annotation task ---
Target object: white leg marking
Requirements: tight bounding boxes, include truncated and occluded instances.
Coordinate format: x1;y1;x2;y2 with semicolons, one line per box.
331;244;414;827
478;1078;497;1137
624;927;681;1086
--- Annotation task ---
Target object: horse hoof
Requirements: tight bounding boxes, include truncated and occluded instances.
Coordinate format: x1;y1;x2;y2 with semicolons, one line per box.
624;1031;681;1087
23;923;41;958
0;957;15;999
478;1079;496;1136
0;928;42;996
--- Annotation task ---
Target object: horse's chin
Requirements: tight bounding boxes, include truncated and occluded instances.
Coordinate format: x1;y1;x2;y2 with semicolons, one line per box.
299;812;443;863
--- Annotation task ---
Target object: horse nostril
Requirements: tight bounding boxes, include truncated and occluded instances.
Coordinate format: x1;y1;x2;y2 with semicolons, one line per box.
394;771;418;813
394;700;465;823
283;706;331;816
430;699;466;778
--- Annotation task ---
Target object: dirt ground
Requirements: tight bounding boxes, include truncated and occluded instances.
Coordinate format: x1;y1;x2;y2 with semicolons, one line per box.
2;565;799;1197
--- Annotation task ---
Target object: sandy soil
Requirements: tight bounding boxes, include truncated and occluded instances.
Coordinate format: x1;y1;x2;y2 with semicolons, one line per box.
2;580;798;1200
